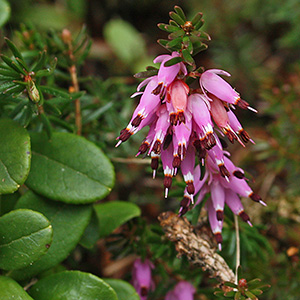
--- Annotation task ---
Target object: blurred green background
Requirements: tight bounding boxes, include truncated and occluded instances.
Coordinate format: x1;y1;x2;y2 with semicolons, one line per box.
1;0;300;299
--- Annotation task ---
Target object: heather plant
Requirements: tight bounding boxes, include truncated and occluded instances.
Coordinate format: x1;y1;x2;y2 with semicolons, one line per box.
0;1;293;299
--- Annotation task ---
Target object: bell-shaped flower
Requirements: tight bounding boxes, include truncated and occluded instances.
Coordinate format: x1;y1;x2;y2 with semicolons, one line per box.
153;52;187;99
165;281;196;300
200;69;257;112
132;258;155;300
166;79;189;125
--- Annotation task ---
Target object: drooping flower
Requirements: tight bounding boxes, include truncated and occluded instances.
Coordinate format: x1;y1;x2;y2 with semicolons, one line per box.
116;50;263;245
132;258;155;300
165;281;196;300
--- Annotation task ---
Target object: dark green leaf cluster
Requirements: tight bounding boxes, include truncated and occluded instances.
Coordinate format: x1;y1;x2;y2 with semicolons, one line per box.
215;278;270;300
157;6;210;69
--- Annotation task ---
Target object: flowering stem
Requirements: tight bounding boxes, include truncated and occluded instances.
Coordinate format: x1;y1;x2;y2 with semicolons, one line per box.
69;65;82;135
234;214;240;285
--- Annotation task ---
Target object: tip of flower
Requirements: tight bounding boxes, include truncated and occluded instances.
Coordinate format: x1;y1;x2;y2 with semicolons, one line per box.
165;188;169;198
153;170;156;179
259;200;267;207
115;140;122;148
135;151;141;157
249;138;255;144
218;243;222;251
247;220;253;227
248;106;258;113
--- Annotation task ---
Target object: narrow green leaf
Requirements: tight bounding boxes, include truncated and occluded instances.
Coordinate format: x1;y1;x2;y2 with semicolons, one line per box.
168;29;185;39
166;37;183;49
0;209;53;270
0;276;33;300
104;279;140;300
30;271;118;300
134;69;158;79
191;12;203;26
44;101;62;116
0;67;19;78
0;55;26;75
0;0;10;27
82;102;113;125
169;11;185;26
4;38;24;61
40;113;52;139
48;116;74;132
157;39;169;48
182;48;195;66
35;57;57;78
224;281;237;288
31;50;47;72
245;291;258;300
0;81;15;92
94;201;141;238
157;23;169;32
25;132;115;204
194;18;205;30
39;85;71;99
174;6;186;22
0;119;31;194
164;56;183;67
251;289;263;296
164;24;181;33
11;191;92;280
15;57;29;72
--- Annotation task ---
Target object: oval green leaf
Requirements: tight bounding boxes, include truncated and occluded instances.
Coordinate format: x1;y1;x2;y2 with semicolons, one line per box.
0;276;33;300
0;0;10;27
104;279;140;300
25;132;114;204
0;209;52;270
94;201;141;238
0;118;31;194
30;271;118;300
10;191;92;280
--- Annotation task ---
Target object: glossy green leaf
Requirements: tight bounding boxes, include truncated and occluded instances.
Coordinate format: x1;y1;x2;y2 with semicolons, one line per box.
0;0;10;27
104;279;140;300
30;271;118;300
94;201;141;238
0;209;53;270
79;210;100;248
0;276;33;300
0;119;31;194
169;11;185;26
10;191;92;280
25;132;114;204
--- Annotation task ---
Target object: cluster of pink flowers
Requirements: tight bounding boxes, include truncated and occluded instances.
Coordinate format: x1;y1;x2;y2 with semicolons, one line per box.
116;51;265;248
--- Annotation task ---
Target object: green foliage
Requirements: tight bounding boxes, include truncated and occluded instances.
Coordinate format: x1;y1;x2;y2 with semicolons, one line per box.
0;0;10;27
0;209;52;270
0;119;31;194
0;276;33;300
29;271;118;300
94;201;141;238
26;132;114;204
103;279;140;300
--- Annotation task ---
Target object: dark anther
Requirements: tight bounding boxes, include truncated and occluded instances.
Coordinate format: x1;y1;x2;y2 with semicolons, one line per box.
151;157;159;170
239;129;250;143
186;182;195;195
118;128;132;142
233;170;244;179
239;211;250;222
216;210;224;221
250;193;262;202
152;83;162;95
163;127;173;150
172;156;181;168
177;111;185;124
236;99;249;110
163;175;172;189
131;115;143;127
215;233;223;244
138;141;150;155
152;140;161;154
219;165;230;178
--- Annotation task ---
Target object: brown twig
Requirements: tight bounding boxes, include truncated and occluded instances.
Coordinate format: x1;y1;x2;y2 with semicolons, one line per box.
158;211;235;283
